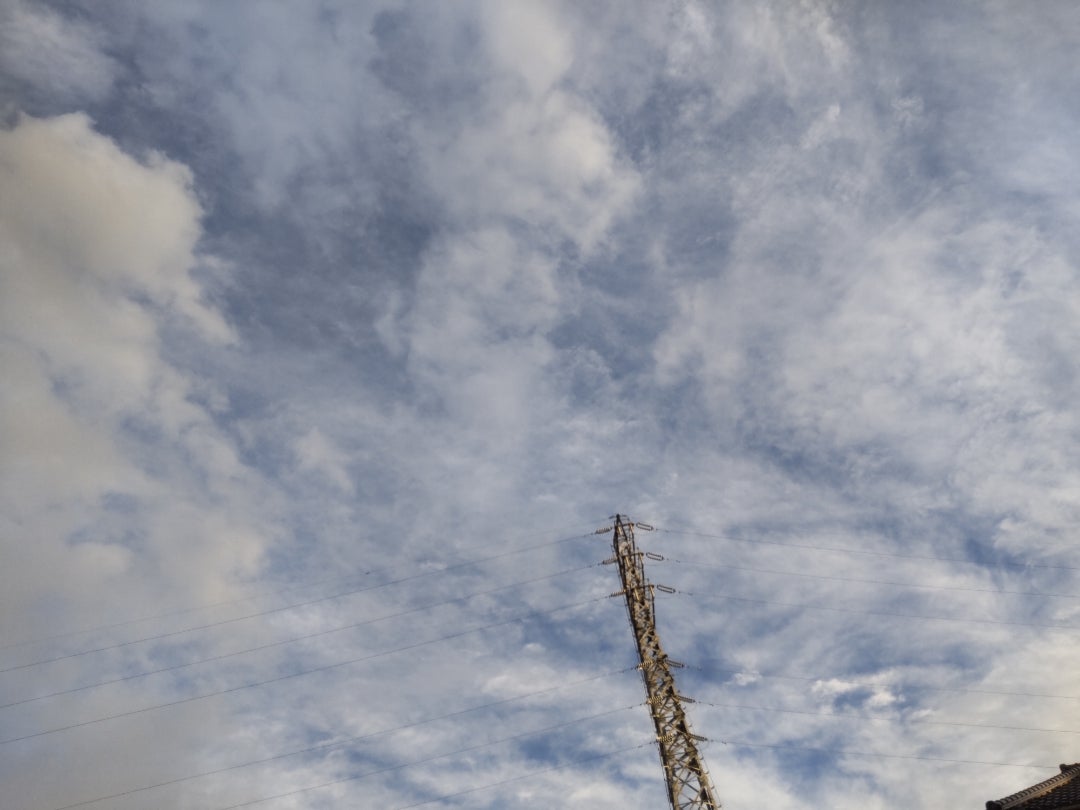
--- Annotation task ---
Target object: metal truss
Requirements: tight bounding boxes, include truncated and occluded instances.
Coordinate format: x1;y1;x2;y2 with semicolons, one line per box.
607;514;721;810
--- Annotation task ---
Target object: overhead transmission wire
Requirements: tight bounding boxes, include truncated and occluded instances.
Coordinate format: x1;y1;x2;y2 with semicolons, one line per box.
212;706;647;810
650;585;1080;728
48;666;637;810
666;557;1080;600
2;561;602;709
403;737;1060;810
633;559;1080;733
629;530;1080;701
27;518;1066;809
639;523;1077;717
16;518;1068;672
204;707;1059;809
26;519;1064;803
665;588;1080;631
0;568;371;654
214;719;1058;810
26;599;1071;806
642;535;1079;632
638;525;1080;694
689;696;1080;735
390;742;655;810
626;535;1073;771
619;529;1080;744
0;526;607;674
314;737;1055;810
684;660;1080;702
1;593;617;746
653;525;1080;572
0;520;599;653
707;738;1056;771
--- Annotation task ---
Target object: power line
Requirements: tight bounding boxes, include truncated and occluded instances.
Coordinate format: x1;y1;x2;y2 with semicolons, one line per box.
0;522;598;653
391;742;655;810
654;526;1080;572
0;529;602;674
693;697;1080;735
308;734;1058;810
48;667;636;810
213;709;647;810
686;661;1080;702
53;699;1059;810
0;595;614;747
0;571;372;655
668;557;1080;600
392;743;1053;809
710;738;1057;770
19;515;1069;809
1;562;601;710
679;589;1080;631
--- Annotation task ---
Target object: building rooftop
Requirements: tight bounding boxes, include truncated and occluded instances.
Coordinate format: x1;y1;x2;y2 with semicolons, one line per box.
986;763;1080;810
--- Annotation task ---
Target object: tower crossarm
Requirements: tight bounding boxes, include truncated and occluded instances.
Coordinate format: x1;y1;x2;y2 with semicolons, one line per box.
612;514;721;810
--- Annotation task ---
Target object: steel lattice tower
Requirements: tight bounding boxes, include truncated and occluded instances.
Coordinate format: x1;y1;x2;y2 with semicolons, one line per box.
608;514;721;809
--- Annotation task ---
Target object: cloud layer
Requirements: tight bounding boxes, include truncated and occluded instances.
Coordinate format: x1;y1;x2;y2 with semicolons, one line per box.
2;1;1079;808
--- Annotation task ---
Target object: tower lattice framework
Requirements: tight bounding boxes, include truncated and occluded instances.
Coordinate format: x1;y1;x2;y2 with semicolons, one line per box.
608;514;721;809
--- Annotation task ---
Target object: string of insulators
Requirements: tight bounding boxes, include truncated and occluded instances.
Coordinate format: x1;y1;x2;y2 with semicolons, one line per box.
656;731;710;743
639;658;685;670
610;584;665;598
598;521;654;533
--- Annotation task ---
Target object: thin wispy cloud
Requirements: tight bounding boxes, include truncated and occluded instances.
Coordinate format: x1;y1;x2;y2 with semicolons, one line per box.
2;1;1078;808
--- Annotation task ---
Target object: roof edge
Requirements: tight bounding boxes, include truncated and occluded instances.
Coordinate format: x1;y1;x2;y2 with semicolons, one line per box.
987;764;1080;810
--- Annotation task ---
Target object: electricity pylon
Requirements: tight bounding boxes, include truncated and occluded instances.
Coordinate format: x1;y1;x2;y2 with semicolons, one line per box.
607;514;721;809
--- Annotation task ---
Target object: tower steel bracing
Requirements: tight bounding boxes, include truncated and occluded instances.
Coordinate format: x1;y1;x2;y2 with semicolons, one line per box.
608;514;721;810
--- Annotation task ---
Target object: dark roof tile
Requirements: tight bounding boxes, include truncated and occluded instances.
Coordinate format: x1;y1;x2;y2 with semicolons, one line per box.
987;764;1080;810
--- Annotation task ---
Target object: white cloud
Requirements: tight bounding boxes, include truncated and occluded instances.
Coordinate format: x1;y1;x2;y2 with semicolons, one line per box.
482;0;572;98
349;3;644;259
0;114;269;785
0;113;230;345
0;0;117;104
4;3;1080;809
295;427;354;493
418;77;640;255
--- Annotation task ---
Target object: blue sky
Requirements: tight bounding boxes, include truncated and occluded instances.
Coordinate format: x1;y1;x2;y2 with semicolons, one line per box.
2;1;1079;807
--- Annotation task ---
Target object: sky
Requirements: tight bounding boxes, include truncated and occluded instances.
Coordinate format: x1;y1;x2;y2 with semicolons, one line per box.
1;1;1079;808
